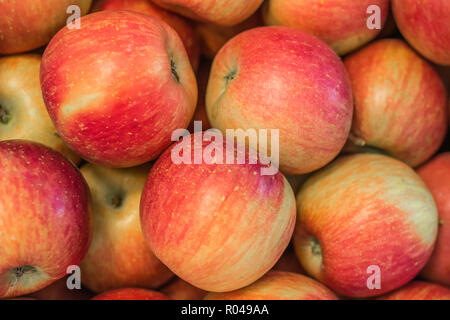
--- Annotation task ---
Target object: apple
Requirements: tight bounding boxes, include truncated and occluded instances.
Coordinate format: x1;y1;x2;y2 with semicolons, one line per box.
27;276;94;300
272;244;305;275
151;0;264;26
91;0;199;71
263;0;389;56
343;39;448;167
417;153;450;286
294;153;438;298
160;277;207;300
92;288;170;300
0;140;92;299
206;26;353;175
392;0;450;66
0;0;92;54
205;271;338;300
140;132;296;292
79;163;173;293
0;54;80;164
188;59;212;132
40;10;197;168
195;11;262;59
378;281;450;300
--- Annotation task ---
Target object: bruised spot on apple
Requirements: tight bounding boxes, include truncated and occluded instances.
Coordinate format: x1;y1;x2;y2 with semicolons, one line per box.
140;131;296;292
40;10;198;168
294;153;438;298
0;140;92;299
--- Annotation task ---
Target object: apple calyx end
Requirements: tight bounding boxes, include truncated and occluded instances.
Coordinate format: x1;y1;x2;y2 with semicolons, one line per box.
110;195;123;209
170;59;180;84
310;236;322;257
10;265;37;287
0;104;11;124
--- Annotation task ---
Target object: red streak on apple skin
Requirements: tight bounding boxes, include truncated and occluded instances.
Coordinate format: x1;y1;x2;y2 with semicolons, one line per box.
417;153;450;286
206;26;353;175
378;281;450;300
294;153;438;298
40;11;197;168
205;271;338;300
0;140;92;299
392;0;450;66
92;288;170;300
140;132;296;292
344;39;448;167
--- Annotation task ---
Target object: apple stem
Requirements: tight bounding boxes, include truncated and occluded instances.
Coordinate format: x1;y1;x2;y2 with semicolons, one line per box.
0;104;10;124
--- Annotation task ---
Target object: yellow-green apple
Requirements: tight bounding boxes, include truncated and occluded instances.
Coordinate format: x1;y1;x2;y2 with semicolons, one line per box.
91;0;200;70
417;153;450;286
344;39;448;167
0;0;92;54
0;140;92;299
140;132;296;292
378;281;450;300
195;11;262;59
91;288;170;300
206;26;353;175
294;153;438;298
392;0;450;66
40;10;197;167
79;163;173;292
27;276;94;300
0;54;80;164
263;0;389;56
151;0;264;26
205;271;338;300
160;277;207;300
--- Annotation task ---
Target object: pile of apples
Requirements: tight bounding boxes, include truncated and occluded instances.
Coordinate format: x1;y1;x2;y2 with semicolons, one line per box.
1;0;450;301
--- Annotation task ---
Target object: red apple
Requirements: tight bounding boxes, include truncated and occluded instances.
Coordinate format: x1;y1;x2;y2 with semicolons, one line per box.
160;277;207;300
151;0;264;26
0;54;80;164
79;163;173;292
40;10;197;167
344;39;448;167
417;153;450;286
205;271;338;300
140;132;296;292
392;0;450;66
27;276;94;300
0;0;92;54
195;11;263;59
91;0;200;71
263;0;389;55
294;153;438;298
206;26;353;175
92;288;170;300
378;281;450;300
0;140;92;299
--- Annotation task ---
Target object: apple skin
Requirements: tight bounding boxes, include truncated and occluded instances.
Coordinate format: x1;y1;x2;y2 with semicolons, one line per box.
272;244;305;275
417;153;450;286
343;39;448;167
293;153;438;298
378;281;450;300
40;10;197;168
0;54;80;164
206;26;353;175
140;132;296;292
0;0;92;54
188;59;212;132
160;277;207;300
91;288;170;300
195;11;262;59
151;0;264;26
27;276;94;300
205;271;338;300
392;0;450;66
91;0;199;71
79;163;173;293
0;140;92;299
263;0;389;56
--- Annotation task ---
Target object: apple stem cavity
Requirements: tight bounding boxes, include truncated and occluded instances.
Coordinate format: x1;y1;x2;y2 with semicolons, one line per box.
170;59;180;83
110;195;123;209
310;237;322;256
224;69;237;86
10;265;37;287
0;104;11;124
